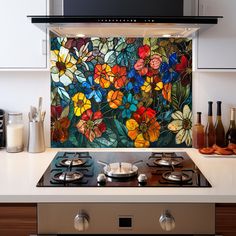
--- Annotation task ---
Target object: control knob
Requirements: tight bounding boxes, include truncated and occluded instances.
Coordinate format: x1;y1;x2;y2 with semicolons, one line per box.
97;173;107;184
74;211;89;232
137;174;147;184
159;210;176;232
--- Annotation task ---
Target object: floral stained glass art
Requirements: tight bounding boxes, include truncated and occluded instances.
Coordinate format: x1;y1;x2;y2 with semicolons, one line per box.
51;37;192;148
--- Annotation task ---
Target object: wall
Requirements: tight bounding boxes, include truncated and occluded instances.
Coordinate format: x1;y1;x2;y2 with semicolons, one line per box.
192;72;236;131
0;71;50;147
0;71;236;148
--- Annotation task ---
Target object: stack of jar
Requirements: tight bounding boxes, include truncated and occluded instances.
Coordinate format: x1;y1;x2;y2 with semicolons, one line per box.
0;109;24;153
192;101;236;149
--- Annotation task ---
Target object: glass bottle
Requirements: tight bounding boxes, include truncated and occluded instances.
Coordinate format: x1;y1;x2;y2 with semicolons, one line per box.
215;101;226;147
205;101;216;147
226;108;236;144
192;112;205;149
6;112;24;153
0;109;6;148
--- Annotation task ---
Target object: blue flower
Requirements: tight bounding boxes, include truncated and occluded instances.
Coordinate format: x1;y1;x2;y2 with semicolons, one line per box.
125;69;144;94
119;93;138;119
160;53;179;83
82;76;105;103
115;40;136;67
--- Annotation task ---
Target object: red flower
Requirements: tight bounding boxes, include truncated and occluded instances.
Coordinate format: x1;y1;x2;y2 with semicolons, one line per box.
134;59;148;76
133;106;157;124
51;106;70;143
126;106;161;147
176;55;192;86
150;54;162;70
111;65;127;89
65;38;89;53
76;109;106;142
138;45;151;59
135;45;159;76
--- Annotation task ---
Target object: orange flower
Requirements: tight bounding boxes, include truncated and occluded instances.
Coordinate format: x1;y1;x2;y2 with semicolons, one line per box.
126;106;161;147
94;64;114;88
107;90;123;109
111;65;127;89
162;83;172;102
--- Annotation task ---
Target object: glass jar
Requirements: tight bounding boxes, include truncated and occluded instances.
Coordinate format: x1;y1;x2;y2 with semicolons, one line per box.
6;112;24;153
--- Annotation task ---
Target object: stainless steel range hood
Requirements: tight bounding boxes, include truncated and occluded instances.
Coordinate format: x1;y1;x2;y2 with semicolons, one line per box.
29;0;222;38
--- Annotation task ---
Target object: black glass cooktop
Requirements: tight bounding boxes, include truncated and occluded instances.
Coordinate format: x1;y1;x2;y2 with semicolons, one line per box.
37;152;211;187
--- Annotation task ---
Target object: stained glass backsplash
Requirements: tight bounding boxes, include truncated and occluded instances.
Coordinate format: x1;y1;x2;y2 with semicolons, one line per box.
51;37;192;148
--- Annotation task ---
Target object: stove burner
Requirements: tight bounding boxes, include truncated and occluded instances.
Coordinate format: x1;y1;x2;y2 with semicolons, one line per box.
162;171;191;182
59;158;86;167
53;171;84;182
154;158;182;167
148;152;183;167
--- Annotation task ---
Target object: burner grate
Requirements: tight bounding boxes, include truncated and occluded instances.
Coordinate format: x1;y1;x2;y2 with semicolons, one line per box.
147;152;184;168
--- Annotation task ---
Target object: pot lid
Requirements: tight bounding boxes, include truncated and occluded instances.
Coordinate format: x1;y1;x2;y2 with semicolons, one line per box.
100;162;139;178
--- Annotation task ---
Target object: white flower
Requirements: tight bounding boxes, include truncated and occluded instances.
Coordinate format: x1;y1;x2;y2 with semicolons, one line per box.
51;46;77;86
168;105;192;146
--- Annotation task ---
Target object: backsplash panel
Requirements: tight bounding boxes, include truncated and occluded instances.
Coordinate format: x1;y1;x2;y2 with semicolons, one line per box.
51;37;192;148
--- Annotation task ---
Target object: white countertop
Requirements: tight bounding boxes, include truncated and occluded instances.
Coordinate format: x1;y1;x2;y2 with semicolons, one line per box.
0;148;236;203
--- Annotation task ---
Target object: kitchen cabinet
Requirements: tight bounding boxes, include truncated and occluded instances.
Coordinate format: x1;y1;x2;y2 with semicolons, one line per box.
197;0;236;70
216;203;236;236
0;0;48;69
0;203;37;236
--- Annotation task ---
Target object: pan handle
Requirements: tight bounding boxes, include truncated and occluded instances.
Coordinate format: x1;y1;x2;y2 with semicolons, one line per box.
97;160;110;166
132;160;143;165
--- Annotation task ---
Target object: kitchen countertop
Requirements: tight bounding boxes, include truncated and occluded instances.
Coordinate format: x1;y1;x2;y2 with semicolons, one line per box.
0;148;236;203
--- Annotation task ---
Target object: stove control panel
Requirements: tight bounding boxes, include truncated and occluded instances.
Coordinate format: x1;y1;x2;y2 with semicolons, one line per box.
118;216;133;229
38;203;215;235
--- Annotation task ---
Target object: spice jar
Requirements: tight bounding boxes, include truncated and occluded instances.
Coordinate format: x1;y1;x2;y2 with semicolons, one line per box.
6;112;24;153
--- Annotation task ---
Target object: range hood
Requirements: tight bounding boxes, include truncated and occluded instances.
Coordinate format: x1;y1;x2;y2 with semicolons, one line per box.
29;0;222;38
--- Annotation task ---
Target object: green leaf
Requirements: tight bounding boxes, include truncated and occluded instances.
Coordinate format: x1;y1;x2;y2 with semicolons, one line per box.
157;47;167;62
51;88;58;106
104;50;116;66
115;42;126;52
60;106;69;119
68;102;75;120
171;82;191;110
114;119;127;137
69;134;79;147
119;137;134;147
87;128;118;148
156;131;173;147
75;70;86;83
57;87;70;104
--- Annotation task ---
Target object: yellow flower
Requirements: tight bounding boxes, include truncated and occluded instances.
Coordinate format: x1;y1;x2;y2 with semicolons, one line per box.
141;76;153;93
72;92;91;117
155;81;163;91
51;46;77;86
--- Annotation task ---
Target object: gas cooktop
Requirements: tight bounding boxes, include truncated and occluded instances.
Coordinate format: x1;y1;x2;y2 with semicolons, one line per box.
37;151;211;187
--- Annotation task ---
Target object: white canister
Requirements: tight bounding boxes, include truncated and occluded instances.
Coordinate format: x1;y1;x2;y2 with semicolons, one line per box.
6;112;24;153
